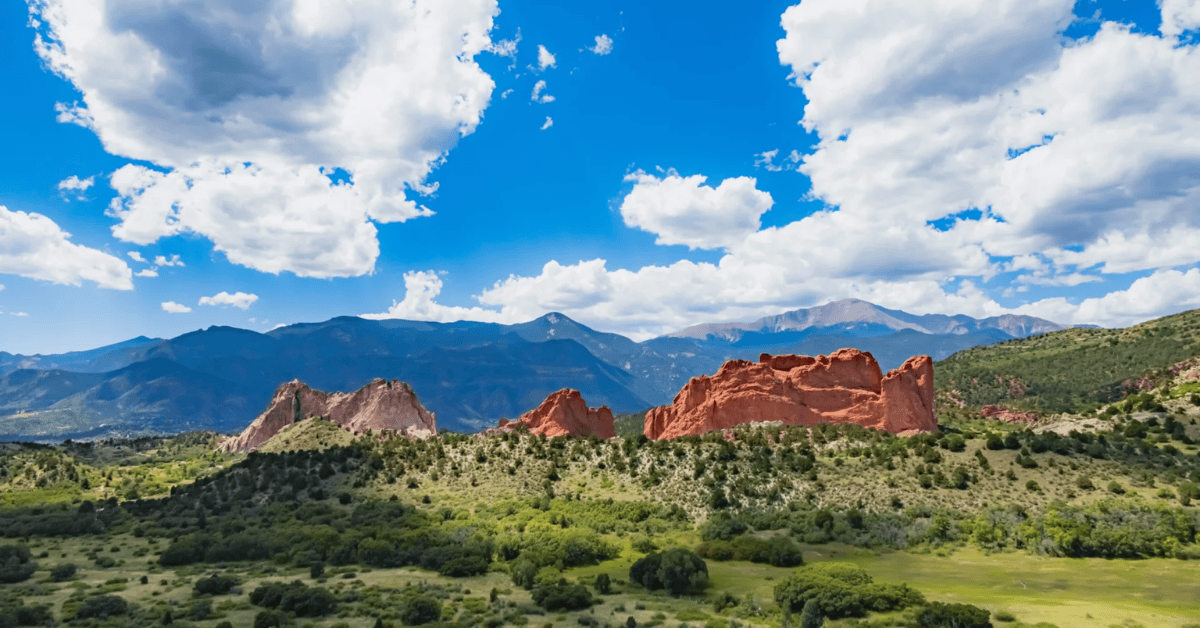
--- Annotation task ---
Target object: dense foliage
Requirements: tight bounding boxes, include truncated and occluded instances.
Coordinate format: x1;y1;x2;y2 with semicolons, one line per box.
774;563;925;619
915;601;993;628
629;548;708;595
936;310;1200;412
0;546;34;584
250;580;337;617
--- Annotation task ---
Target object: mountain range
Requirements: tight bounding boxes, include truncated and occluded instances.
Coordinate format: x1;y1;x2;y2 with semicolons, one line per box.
0;299;1072;440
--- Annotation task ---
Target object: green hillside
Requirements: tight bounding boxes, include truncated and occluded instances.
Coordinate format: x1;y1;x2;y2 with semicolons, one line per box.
935;308;1200;413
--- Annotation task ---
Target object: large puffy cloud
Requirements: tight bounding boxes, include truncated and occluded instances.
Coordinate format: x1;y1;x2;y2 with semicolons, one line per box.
1014;268;1200;328
776;0;1200;278
0;205;133;289
367;1;1200;337
620;171;774;250
1160;0;1200;39
30;0;502;277
362;270;517;323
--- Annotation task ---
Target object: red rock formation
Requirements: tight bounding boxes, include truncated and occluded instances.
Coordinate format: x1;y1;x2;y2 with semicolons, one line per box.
490;389;616;438
220;378;437;452
980;404;1038;424
643;349;935;439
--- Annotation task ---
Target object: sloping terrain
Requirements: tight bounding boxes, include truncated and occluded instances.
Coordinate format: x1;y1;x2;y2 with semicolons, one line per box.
936;308;1200;413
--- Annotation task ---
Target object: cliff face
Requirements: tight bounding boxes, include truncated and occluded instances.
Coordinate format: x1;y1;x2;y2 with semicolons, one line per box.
220;378;436;452
643;349;935;440
489;389;616;439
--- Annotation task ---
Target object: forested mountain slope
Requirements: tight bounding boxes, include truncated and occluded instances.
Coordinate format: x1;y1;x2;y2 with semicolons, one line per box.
936;308;1200;413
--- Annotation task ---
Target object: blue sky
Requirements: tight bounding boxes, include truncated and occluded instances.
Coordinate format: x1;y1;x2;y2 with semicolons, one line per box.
2;0;1199;354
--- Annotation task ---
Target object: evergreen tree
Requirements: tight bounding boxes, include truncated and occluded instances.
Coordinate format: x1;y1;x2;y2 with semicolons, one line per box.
800;599;823;628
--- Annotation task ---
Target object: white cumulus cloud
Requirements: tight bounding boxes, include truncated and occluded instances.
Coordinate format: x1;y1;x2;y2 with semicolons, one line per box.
1160;0;1200;39
531;80;555;103
153;254;184;267
57;175;94;200
333;1;1200;338
198;291;258;310
537;44;556;70
362;270;519;323
540;116;553;130
0;205;133;289
590;34;613;55
1014;268;1200;328
30;0;504;279
773;0;1200;280
161;301;191;313
620;170;773;250
136;269;158;277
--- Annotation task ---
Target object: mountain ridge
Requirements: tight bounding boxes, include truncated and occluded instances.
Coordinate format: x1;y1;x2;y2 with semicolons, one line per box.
668;298;1070;342
0;300;1086;440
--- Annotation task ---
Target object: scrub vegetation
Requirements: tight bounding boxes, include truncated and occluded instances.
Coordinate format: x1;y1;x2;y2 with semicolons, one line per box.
4;313;1200;628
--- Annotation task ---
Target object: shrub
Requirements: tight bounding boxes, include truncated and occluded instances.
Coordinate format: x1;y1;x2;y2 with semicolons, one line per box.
439;556;489;577
630;534;659;554
1075;476;1094;490
250;580;337;617
799;598;824;628
696;536;803;567
195;573;238;595
254;609;293;628
773;563;923;620
701;516;748;541
75;595;130;620
1108;481;1126;495
532;579;594;611
0;545;35;583
629;548;708;594
399;594;442;625
594;573;611;594
916;601;991;628
51;563;77;582
191;598;214;621
993;610;1016;622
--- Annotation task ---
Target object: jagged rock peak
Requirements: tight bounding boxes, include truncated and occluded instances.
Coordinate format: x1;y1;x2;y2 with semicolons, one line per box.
220;378;436;452
488;389;616;439
643;348;935;440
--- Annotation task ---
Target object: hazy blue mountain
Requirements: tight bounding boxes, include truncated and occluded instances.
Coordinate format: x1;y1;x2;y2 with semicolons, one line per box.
0;336;162;376
0;318;650;438
668;298;1069;342
0;300;1073;441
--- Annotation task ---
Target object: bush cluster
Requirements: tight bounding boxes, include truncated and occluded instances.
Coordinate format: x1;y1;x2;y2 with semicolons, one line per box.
250;581;337;617
695;535;804;567
773;563;925;619
629;548;708;595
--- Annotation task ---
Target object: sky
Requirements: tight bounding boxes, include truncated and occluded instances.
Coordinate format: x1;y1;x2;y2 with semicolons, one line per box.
2;0;1200;355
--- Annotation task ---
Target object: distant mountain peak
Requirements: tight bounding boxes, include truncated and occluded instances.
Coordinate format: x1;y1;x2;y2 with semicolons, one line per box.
665;300;1068;342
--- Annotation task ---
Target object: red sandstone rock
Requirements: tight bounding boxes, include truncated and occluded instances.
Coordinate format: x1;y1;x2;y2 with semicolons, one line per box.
980;404;1038;424
491;389;615;438
643;349;936;439
220;378;437;452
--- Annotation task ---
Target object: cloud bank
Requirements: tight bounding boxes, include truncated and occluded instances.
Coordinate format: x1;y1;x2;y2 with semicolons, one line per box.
367;0;1200;337
30;0;504;278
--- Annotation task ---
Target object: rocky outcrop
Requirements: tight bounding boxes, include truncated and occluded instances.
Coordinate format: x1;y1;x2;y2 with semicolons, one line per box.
489;389;616;439
643;349;935;439
980;404;1038;424
220;379;436;452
